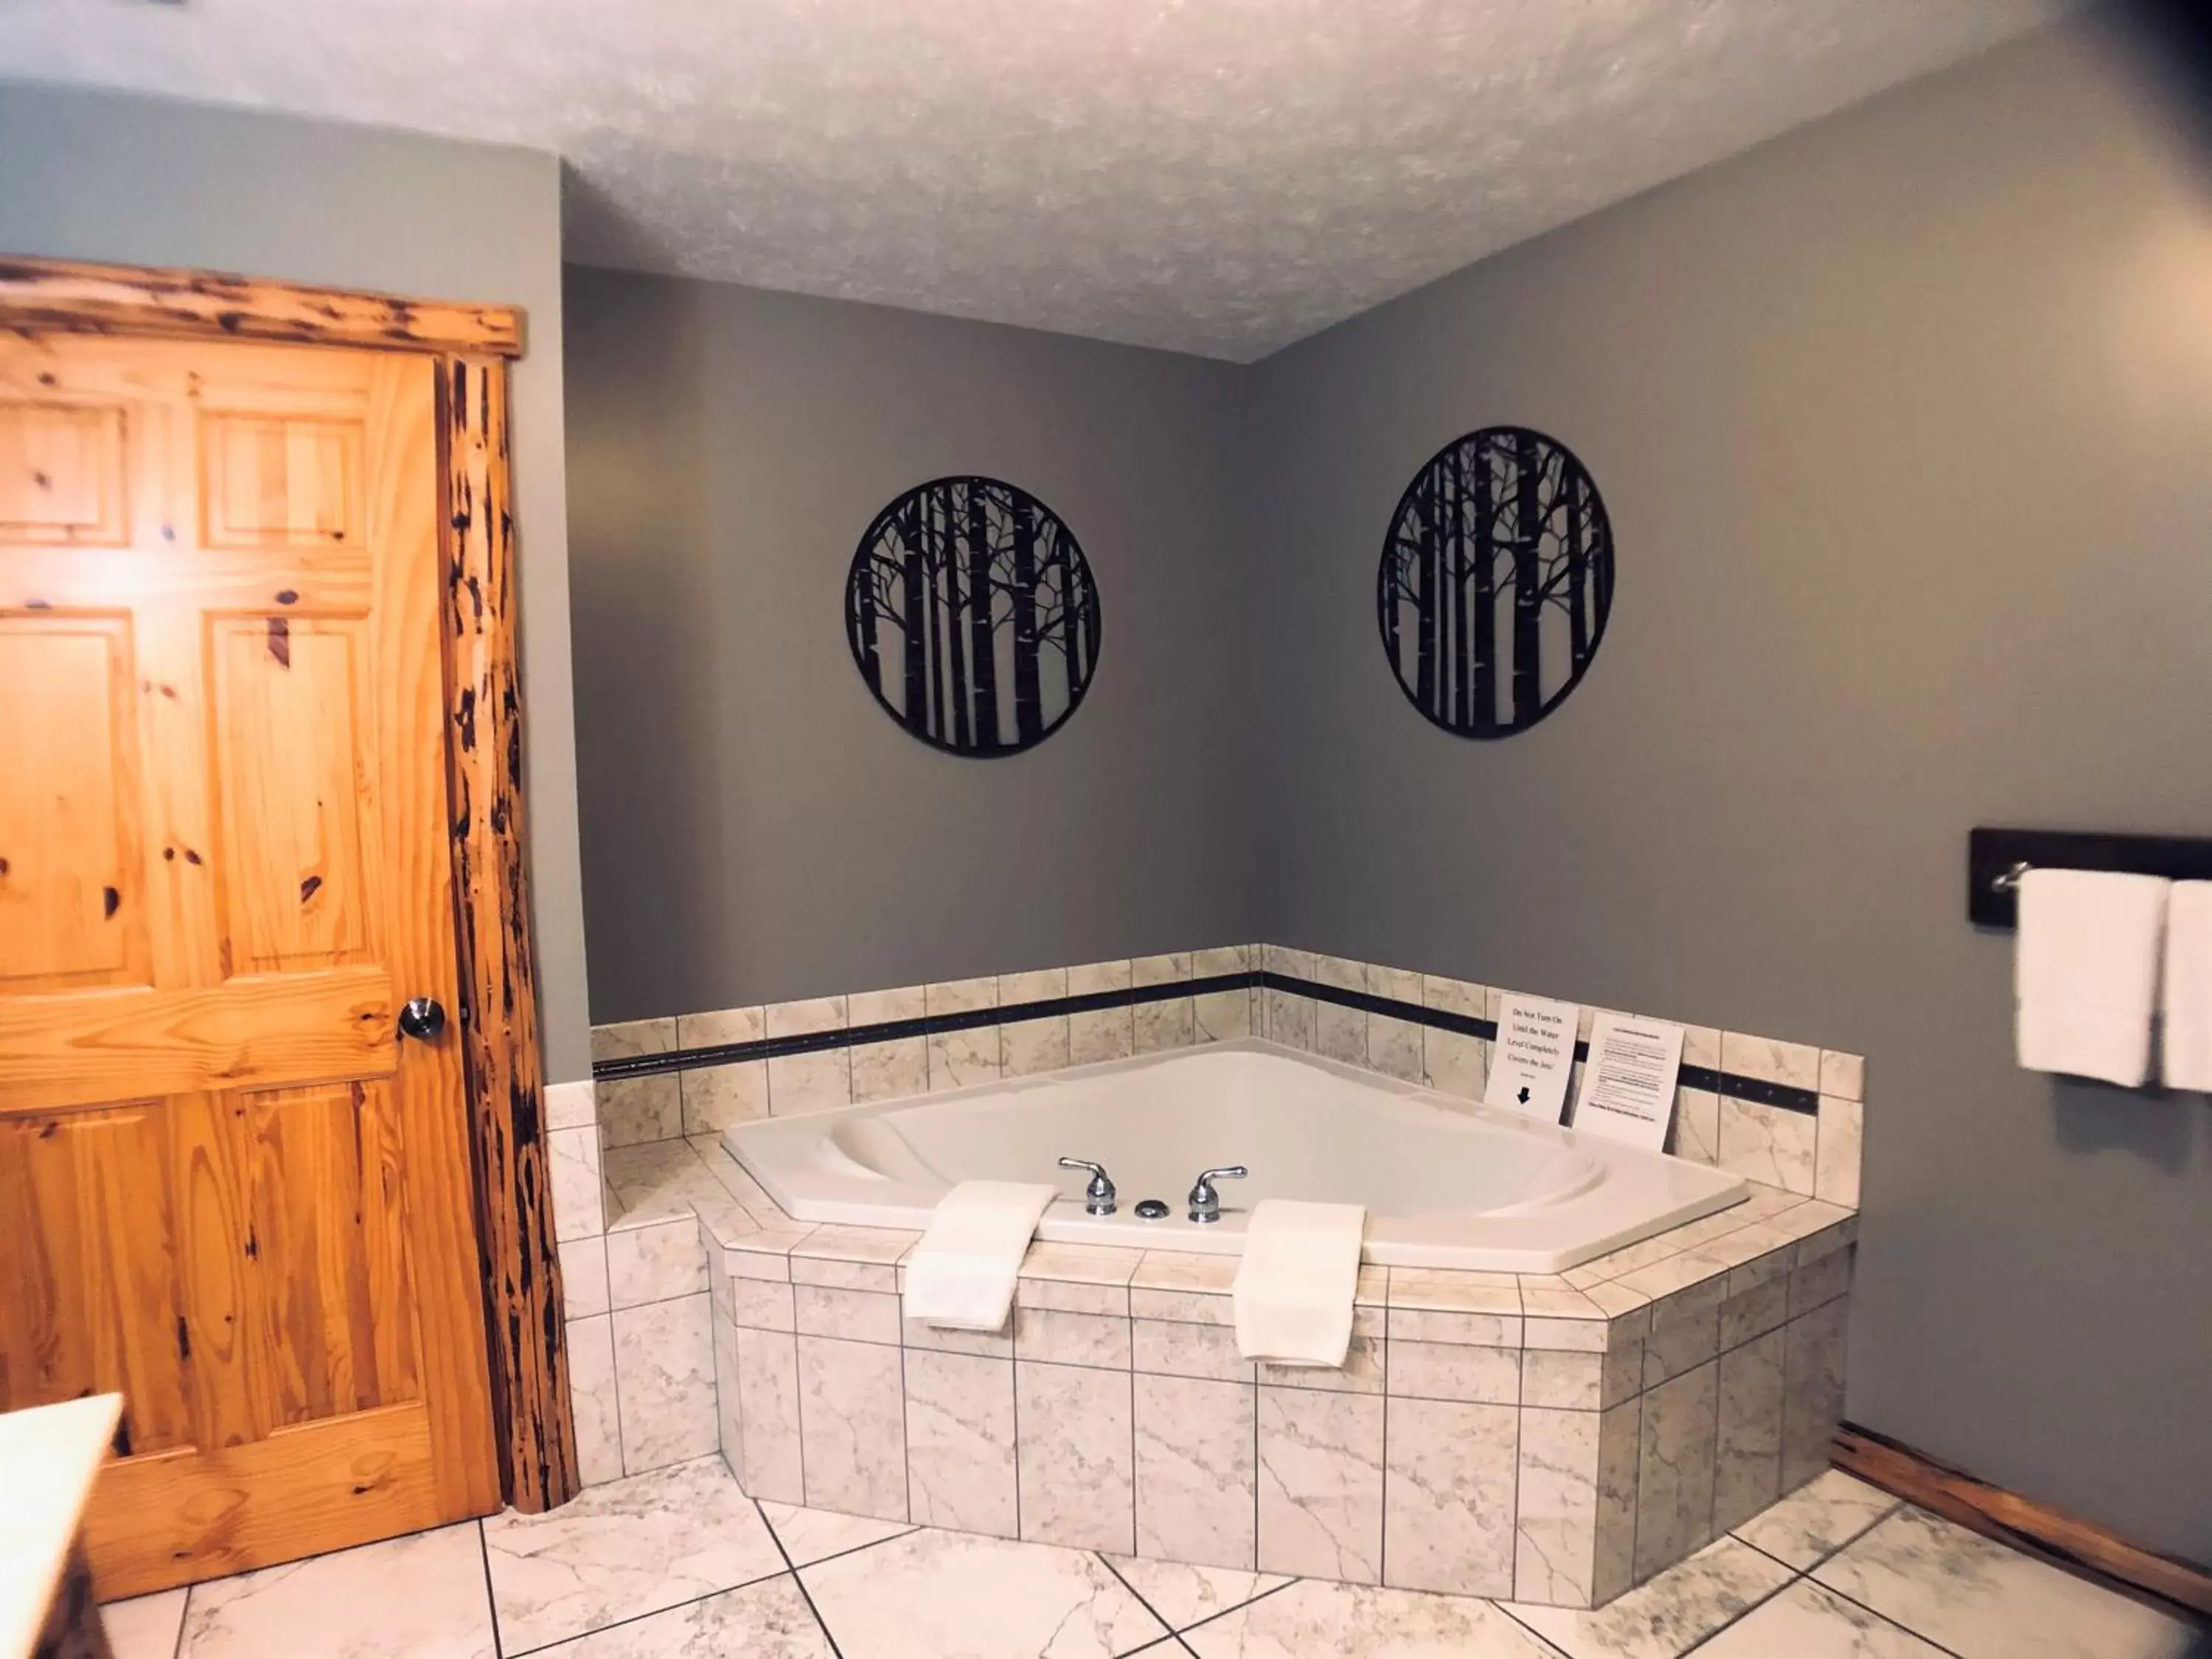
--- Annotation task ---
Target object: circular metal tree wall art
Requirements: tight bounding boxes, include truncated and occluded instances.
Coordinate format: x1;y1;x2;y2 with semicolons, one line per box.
1377;427;1614;738
846;476;1102;755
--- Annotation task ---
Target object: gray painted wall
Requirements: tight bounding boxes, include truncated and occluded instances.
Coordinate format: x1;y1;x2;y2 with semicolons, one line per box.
1248;18;2212;1557
0;81;595;1082
563;268;1259;1020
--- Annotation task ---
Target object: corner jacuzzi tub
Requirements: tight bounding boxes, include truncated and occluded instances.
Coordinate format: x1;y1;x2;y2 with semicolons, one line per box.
724;1038;1745;1273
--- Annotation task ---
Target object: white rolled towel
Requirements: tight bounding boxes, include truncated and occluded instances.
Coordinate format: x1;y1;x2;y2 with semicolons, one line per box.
2014;868;2170;1088
902;1180;1057;1332
1233;1199;1367;1368
2163;882;2212;1092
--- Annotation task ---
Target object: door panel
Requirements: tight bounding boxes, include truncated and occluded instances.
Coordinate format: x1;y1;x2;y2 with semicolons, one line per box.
0;1105;190;1458
0;612;147;991
0;333;498;1596
212;616;376;975
0;400;128;544
238;1080;414;1427
201;412;363;551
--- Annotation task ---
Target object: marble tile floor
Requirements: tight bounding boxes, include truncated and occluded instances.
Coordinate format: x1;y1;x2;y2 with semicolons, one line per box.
100;1460;2207;1659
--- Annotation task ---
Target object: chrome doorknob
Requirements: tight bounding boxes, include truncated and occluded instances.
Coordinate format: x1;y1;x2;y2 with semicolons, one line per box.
398;997;447;1040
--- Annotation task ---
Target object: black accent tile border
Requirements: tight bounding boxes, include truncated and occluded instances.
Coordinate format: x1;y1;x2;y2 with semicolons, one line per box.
590;973;1252;1080
591;967;1823;1116
1253;972;1818;1114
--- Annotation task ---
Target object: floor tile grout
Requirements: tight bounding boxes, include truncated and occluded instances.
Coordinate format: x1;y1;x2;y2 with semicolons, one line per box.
1168;1573;1301;1640
125;1512;494;1659
170;1580;192;1659
121;1466;2188;1659
1721;1497;1987;1659
1492;1598;1568;1654
1779;1575;1972;1659
759;1515;918;1573
754;1496;847;1659
1091;1554;1197;1655
1752;1504;1978;1659
1663;1555;1806;1659
474;1520;504;1659
498;1561;801;1659
1725;1487;1900;1571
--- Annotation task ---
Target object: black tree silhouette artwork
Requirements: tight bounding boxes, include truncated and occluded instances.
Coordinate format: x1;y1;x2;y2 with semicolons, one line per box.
846;477;1102;755
1376;427;1614;738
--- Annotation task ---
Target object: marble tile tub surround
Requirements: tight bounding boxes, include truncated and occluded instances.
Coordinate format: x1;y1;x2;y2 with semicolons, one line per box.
588;942;1865;1208
96;1451;2204;1659
570;945;1865;1501
626;1114;1863;1608
548;1076;727;1491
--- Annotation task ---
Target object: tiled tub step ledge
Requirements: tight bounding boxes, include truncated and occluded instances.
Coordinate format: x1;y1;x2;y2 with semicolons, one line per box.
574;1135;1860;1610
594;966;1824;1116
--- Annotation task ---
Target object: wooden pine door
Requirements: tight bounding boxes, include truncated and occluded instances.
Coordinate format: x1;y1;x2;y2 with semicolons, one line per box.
0;333;500;1597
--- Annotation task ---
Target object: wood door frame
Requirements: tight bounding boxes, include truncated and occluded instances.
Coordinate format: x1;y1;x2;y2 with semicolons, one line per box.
0;253;578;1514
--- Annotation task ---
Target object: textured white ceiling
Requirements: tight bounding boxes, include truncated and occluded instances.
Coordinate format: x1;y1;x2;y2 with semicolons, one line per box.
0;0;2065;360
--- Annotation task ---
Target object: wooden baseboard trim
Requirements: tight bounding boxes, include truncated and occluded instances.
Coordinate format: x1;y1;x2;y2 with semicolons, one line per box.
1832;1422;2212;1618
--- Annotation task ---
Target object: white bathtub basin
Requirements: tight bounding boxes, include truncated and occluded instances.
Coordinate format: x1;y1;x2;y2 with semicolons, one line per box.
723;1037;1746;1273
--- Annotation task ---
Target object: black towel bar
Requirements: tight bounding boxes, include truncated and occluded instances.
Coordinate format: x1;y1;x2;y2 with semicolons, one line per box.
1967;827;2212;929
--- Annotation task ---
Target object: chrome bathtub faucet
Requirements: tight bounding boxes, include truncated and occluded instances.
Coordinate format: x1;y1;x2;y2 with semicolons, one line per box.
1057;1157;1117;1216
1186;1165;1248;1223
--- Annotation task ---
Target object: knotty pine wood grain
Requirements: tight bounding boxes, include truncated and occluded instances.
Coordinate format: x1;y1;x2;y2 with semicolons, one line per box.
0;255;524;358
440;353;577;1512
1;332;503;1596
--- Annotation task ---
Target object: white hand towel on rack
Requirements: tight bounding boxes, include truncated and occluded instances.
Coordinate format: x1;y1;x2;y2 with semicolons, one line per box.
1232;1199;1367;1368
2162;882;2212;1092
902;1180;1057;1332
2014;868;2170;1087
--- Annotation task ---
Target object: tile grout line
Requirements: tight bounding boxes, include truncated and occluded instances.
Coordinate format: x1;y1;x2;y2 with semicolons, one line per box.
791;1326;812;1511
1725;1490;1900;1580
132;1510;492;1646
1771;1562;1972;1659
1701;1350;1722;1593
1251;1366;1262;1590
493;1461;782;1659
1733;1495;1928;1587
599;1213;633;1479
897;1319;915;1528
500;1563;796;1659
777;1526;919;1574
1121;1363;1137;1557
752;1496;847;1659
1663;1552;1817;1659
1624;1382;1644;1606
1169;1575;1301;1641
1492;1596;1594;1655
1377;1371;1390;1587
1093;1552;1199;1655
1011;1346;1026;1542
476;1519;505;1659
1506;1373;1521;1601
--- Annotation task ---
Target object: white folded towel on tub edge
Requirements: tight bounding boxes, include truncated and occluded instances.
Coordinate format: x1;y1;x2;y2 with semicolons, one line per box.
902;1180;1058;1332
1234;1198;1368;1368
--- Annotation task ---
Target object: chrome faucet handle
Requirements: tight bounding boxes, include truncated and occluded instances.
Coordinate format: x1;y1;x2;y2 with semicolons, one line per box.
1186;1165;1248;1224
1057;1157;1117;1217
